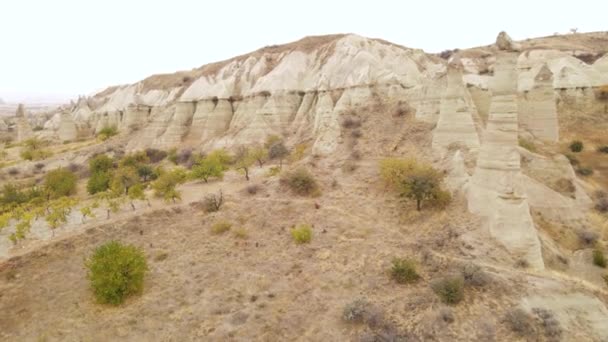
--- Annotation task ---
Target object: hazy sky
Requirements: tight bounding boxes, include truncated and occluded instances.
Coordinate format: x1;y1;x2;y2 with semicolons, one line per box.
1;0;605;103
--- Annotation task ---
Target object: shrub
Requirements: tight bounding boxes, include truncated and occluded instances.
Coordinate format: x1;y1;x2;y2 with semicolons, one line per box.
342;116;361;129
342;299;369;323
380;158;451;211
569;140;583;152
593;249;606;268
97;126;118;141
267;166;281;177
87;171;111;195
518;138;536;152
291;224;312;244
145;148;168;163
89;154;114;174
390;258;420;284
597;145;608;154
85;241;148;305
565;153;579;166
461;263;490;287
576;167;593;176
211;221;231;234
268;142;289;166
34;163;45;170
245;184;260;195
233;227;248;239
281;168;319;196
431;274;464;305
204;190;223;212
44;168;77;198
8;168;19;176
603;274;608;288
577;230;599;246
532;308;562;340
191;156;224;182
596;197;608;213
504;308;535;336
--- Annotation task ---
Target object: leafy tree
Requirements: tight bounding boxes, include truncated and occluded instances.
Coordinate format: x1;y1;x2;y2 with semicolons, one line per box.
207;149;232;169
110;167;139;196
10;213;33;245
264;134;282;149
250;146;268;167
268;142;289;168
44;168;78;199
137;164;156;182
234;147;256;181
45;197;76;236
151;169;187;203
80;206;95;223
191;157;224;182
119;151;150;169
127;183;147;210
85;241;148;305
89;154;114;174
97;126;118;141
87;171;111;195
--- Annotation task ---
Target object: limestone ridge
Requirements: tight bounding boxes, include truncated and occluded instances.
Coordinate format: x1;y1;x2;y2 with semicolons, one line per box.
15;104;33;143
467;33;544;269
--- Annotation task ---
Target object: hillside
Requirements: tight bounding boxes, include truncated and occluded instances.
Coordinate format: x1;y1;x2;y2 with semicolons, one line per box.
0;31;608;341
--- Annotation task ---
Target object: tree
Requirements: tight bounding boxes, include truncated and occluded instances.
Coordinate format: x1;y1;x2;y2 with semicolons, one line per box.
250;146;268;167
110;167;139;196
234;147;255;181
87;171;111;195
85;241;148;305
399;164;445;211
151;169;187;203
80;206;95;223
44;168;78;199
127;183;147;210
207;149;232;169
137;164;156;182
10;212;34;245
191;157;224;182
45;197;76;236
89;154;114;174
119;151;149;169
268;142;289;168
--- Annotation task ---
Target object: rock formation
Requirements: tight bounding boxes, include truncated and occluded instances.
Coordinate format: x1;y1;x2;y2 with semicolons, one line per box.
519;64;559;141
57;111;78;142
15;104;33;142
432;57;480;153
468;33;544;269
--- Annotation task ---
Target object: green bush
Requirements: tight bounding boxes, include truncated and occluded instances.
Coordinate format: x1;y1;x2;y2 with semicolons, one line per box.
291;224;312;244
569;140;584;152
89;154;114;174
281;168;319;196
85;241;148;305
518;138;536;152
87;171;111;195
576;167;594;176
211;221;231;234
44;168;77;198
431;274;465;305
97;126;118;141
390;258;420;284
597;145;608;154
593;249;606;268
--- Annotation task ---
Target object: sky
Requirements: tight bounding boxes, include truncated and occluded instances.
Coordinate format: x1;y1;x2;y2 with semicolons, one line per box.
0;0;605;103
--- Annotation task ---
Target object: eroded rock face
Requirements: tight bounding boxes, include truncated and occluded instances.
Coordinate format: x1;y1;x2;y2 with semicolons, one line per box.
432;61;480;154
496;31;521;52
15;104;33;142
57;111;78;142
519;64;559;141
468;51;544;269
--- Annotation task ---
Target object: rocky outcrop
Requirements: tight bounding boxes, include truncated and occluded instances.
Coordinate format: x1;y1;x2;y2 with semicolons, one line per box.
432;59;480;153
468;33;544;269
57;111;78;142
519;64;559;141
15;104;33;142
